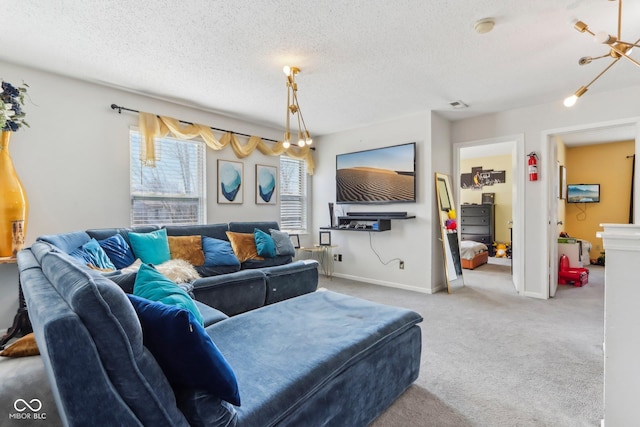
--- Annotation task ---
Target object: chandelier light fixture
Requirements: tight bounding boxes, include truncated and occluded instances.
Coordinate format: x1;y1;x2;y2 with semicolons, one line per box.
564;0;640;107
282;65;312;148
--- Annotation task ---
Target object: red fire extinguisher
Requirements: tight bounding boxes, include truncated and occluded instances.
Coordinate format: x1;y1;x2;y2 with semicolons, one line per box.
528;152;538;181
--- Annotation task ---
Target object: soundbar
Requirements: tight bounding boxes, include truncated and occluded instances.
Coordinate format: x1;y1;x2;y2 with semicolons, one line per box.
345;212;408;218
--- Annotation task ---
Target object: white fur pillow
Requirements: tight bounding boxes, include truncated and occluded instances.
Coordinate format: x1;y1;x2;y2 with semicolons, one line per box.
156;259;200;283
120;258;200;284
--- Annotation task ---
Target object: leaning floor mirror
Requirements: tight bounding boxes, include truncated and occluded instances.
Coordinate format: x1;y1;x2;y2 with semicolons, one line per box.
435;173;464;293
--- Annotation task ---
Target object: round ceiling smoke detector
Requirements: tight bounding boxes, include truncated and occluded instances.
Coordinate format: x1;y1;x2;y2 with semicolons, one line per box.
474;18;495;34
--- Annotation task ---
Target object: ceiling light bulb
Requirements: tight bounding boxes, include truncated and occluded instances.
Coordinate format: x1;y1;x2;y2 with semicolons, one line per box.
297;132;305;147
304;131;313;146
283;65;291;76
563;95;578;107
563;86;588;107
283;131;291;149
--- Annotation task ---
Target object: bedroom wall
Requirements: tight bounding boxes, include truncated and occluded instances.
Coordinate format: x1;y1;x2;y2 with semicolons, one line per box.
0;59;299;329
565;140;635;260
460;154;512;243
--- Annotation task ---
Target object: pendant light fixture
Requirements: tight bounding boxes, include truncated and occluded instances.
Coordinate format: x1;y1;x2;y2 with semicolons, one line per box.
564;0;640;107
283;66;312;148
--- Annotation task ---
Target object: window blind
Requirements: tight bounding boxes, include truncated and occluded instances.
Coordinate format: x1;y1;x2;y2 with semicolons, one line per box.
279;156;307;232
130;131;205;226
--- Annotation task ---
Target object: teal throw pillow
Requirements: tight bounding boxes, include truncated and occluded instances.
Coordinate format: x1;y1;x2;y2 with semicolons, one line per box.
202;237;240;267
128;295;241;407
254;228;276;258
129;229;171;265
269;229;296;257
133;263;203;326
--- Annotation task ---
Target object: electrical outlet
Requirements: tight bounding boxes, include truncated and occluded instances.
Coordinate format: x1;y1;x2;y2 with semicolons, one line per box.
399;261;405;270
334;254;338;261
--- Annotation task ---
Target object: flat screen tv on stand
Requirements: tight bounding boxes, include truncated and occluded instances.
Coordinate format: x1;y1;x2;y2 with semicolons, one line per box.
336;142;416;204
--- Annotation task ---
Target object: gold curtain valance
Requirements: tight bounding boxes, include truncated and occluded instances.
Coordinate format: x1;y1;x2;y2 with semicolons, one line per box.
138;112;315;174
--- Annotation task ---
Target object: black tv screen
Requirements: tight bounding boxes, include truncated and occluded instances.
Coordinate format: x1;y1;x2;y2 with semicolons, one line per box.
336;142;416;204
567;184;600;203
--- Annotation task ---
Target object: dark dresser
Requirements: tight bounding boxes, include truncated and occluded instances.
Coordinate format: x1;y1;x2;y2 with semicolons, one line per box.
460;203;495;256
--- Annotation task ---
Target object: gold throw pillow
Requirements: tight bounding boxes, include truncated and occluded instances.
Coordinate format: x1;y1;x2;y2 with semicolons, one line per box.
226;231;264;263
0;333;40;358
167;235;205;266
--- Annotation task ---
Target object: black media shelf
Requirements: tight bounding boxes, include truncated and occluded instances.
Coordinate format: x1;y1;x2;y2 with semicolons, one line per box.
321;213;416;232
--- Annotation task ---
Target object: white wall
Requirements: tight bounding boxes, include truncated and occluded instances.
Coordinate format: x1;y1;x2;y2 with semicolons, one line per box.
0;60;289;328
451;86;640;298
431;113;452;292
312;111;446;294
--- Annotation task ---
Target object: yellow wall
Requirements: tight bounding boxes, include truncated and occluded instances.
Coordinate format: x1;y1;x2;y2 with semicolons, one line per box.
460;154;512;243
565;140;635;260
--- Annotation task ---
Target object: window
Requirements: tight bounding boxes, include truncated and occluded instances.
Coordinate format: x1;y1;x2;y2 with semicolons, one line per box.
279;156;307;233
130;130;205;226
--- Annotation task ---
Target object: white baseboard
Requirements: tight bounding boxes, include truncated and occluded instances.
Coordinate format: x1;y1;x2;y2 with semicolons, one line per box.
331;273;435;294
523;290;547;299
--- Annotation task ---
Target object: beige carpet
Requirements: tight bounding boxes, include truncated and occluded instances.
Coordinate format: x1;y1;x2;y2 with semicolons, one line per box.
322;262;604;427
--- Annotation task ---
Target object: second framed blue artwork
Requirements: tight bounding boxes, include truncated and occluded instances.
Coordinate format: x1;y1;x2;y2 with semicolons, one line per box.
256;164;277;205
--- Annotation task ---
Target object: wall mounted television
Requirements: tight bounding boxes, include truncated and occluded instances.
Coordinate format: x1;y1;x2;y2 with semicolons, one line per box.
567;183;600;203
336;142;416;204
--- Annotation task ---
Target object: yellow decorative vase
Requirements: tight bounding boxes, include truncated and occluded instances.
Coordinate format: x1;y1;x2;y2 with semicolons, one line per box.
0;131;29;257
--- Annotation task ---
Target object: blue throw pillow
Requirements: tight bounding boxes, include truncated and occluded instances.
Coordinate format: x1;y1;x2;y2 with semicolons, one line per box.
254;228;276;258
202;237;241;267
128;229;171;265
82;239;116;270
99;234;136;269
128;295;241;407
133;263;203;326
69;246;93;265
269;229;296;257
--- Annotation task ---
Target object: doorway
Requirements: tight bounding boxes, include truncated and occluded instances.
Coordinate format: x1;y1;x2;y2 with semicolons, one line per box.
545;119;639;297
454;135;525;294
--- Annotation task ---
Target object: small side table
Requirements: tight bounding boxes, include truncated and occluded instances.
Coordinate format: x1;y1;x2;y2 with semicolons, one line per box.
0;257;31;350
298;245;337;278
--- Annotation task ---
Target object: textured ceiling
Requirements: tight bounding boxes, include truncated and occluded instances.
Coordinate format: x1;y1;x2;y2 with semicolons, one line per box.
3;0;640;139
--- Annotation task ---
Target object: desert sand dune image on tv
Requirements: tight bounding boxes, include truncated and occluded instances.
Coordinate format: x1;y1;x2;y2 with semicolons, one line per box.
336;143;415;203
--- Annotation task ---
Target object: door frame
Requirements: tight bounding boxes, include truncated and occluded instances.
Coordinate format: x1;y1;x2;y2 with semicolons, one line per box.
454;133;525;294
542;116;640;298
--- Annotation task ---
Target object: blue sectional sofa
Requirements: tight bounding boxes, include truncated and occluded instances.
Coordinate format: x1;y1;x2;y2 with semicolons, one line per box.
16;222;423;426
38;221;319;317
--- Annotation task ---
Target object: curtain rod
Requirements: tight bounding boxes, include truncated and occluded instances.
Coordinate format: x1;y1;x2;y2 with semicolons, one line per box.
110;103;280;144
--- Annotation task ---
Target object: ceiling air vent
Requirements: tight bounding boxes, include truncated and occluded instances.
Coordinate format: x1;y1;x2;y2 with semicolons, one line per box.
449;100;469;109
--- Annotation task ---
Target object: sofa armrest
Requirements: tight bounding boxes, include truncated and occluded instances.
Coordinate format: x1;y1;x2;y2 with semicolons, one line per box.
37;231;91;254
263;259;319;305
192;270;267;316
